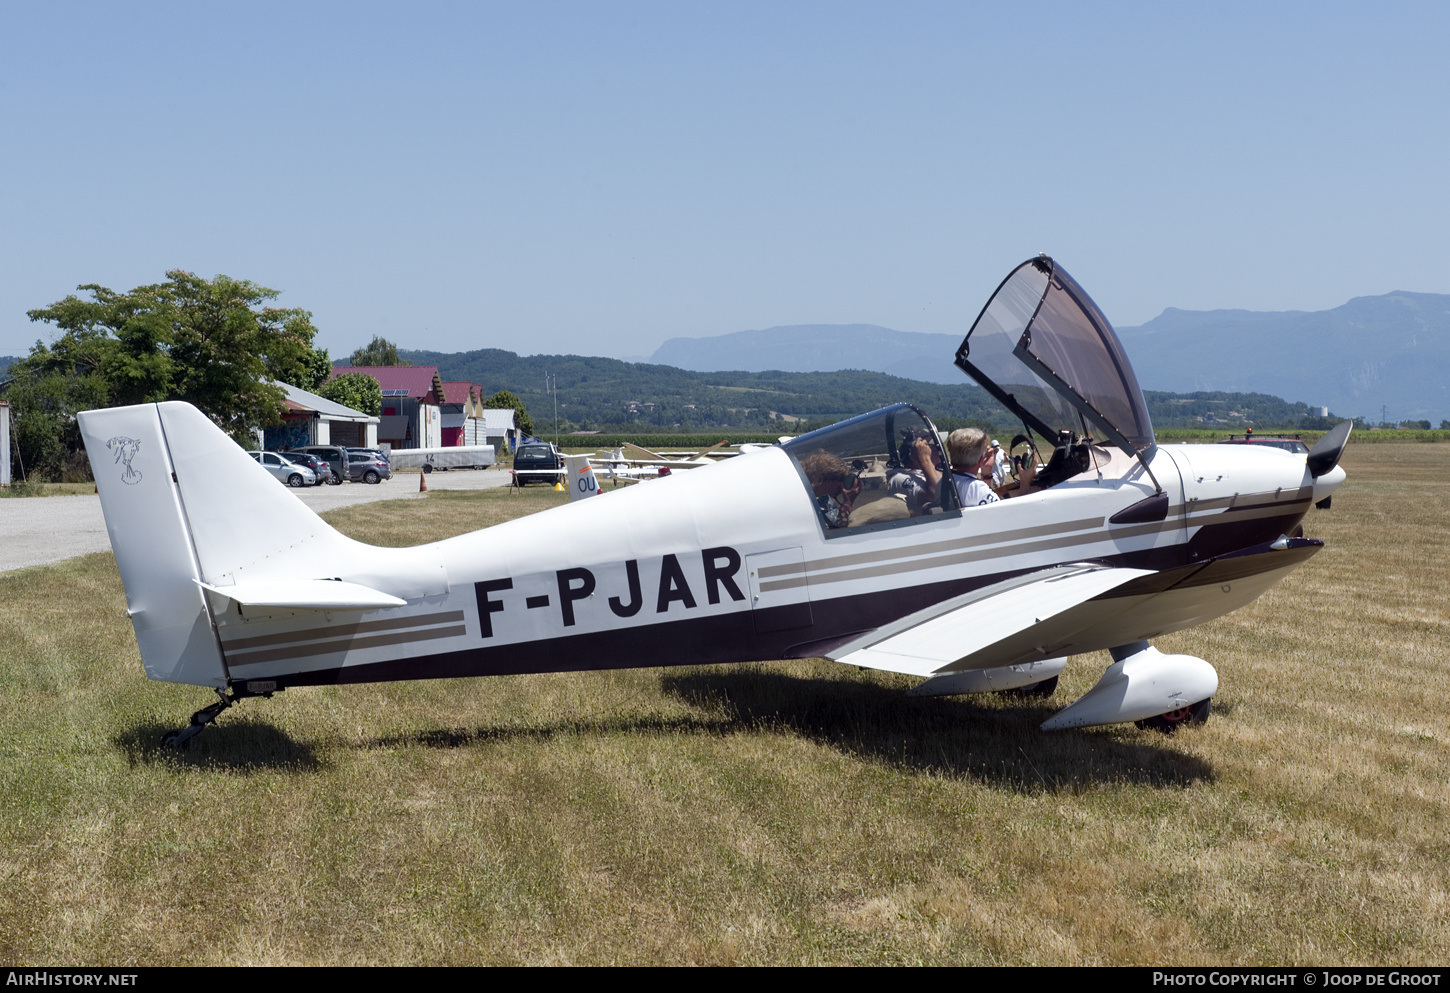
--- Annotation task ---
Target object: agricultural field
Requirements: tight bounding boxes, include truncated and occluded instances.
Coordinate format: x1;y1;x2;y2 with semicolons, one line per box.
0;447;1446;965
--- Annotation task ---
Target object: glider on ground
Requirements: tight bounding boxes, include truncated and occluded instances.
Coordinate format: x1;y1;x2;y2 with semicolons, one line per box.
588;441;738;484
78;256;1350;746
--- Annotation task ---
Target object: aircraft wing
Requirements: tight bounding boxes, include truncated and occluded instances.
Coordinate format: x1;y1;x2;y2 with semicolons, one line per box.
622;441;668;461
686;439;730;461
828;564;1152;677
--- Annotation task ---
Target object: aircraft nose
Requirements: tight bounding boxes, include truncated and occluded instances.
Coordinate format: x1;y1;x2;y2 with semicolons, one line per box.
1313;463;1346;507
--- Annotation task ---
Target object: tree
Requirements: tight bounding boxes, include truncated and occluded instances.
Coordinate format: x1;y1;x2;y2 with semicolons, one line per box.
299;346;333;391
319;372;382;416
349;336;410;367
13;271;320;475
4;364;110;481
485;389;534;436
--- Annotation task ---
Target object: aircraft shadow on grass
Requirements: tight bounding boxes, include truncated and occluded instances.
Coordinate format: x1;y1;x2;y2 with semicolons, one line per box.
357;666;1216;791
111;668;1215;788
659;667;1217;791
115;719;323;772
370;713;729;751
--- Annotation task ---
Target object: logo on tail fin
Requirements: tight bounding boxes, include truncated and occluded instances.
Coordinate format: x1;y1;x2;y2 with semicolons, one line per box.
106;436;143;484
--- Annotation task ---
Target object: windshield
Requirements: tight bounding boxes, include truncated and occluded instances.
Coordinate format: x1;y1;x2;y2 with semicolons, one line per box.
955;256;1154;453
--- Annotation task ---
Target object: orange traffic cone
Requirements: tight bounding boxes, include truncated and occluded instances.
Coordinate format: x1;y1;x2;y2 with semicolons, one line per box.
419;472;428;493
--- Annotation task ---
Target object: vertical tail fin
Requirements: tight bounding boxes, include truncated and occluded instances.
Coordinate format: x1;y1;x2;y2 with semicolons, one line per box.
81;401;450;687
78;403;229;686
565;454;603;501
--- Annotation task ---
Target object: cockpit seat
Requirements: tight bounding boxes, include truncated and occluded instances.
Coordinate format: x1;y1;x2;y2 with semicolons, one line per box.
849;491;911;526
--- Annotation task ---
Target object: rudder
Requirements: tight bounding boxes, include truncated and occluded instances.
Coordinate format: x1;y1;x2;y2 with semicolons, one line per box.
78;403;228;687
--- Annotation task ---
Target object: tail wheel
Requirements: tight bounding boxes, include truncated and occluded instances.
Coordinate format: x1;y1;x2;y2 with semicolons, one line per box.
1135;698;1212;733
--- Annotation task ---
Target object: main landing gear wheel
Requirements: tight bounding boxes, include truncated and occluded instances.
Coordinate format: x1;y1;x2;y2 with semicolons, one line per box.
1002;675;1059;699
1135;698;1212;734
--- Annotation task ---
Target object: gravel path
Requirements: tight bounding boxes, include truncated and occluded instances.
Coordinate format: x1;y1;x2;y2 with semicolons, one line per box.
0;468;516;575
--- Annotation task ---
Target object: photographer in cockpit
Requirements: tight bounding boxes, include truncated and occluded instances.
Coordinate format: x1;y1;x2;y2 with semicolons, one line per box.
887;431;944;515
947;427;1036;506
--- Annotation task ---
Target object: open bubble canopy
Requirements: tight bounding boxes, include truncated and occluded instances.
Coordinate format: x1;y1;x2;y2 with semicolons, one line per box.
954;256;1155;455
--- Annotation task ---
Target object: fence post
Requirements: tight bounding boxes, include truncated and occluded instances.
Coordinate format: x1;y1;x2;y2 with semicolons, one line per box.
1;400;10;488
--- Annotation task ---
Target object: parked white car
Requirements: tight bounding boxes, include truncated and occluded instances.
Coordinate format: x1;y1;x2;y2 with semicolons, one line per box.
247;451;317;487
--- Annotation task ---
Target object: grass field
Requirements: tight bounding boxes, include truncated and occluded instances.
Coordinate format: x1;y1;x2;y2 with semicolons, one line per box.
0;446;1446;965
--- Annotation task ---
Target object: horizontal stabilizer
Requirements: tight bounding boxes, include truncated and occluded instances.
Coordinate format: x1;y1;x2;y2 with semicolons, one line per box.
197;579;407;610
830;565;1152;677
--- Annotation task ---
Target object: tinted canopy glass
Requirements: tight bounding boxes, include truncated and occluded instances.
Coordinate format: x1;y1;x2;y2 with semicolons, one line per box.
783;403;958;533
955;257;1154;453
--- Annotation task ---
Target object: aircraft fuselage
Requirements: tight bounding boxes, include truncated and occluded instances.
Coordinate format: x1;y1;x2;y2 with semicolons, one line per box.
207;439;1331;691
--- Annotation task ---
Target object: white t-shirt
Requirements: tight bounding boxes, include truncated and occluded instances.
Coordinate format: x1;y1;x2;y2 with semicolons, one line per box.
953;473;999;508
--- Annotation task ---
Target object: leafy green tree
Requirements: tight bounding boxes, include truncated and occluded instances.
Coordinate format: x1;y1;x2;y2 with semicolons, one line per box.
12;271;321;474
299;346;333;390
319;372;382;416
349;336;410;367
485;389;533;436
5;365;110;480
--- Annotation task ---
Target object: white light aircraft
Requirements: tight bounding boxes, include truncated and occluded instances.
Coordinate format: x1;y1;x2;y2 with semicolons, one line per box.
590;440;734;484
78;257;1350;747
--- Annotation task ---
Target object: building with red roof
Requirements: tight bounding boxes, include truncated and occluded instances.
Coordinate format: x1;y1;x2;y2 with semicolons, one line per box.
439;381;487;447
329;366;444;450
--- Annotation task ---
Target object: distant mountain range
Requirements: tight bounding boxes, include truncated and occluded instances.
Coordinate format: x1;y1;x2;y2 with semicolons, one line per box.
401;347;1333;433
651;324;965;385
648;291;1450;422
1116;292;1449;423
9;288;1445;426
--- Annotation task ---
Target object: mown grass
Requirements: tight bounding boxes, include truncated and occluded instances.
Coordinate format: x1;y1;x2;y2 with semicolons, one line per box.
1156;428;1450;445
0;446;1446;964
0;481;97;498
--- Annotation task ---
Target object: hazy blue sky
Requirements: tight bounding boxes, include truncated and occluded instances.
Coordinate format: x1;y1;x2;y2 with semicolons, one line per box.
3;1;1446;360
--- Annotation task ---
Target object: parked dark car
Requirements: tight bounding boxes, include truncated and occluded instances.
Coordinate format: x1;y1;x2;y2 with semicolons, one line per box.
512;443;564;486
283;451;338;485
347;451;392;484
291;445;351;484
